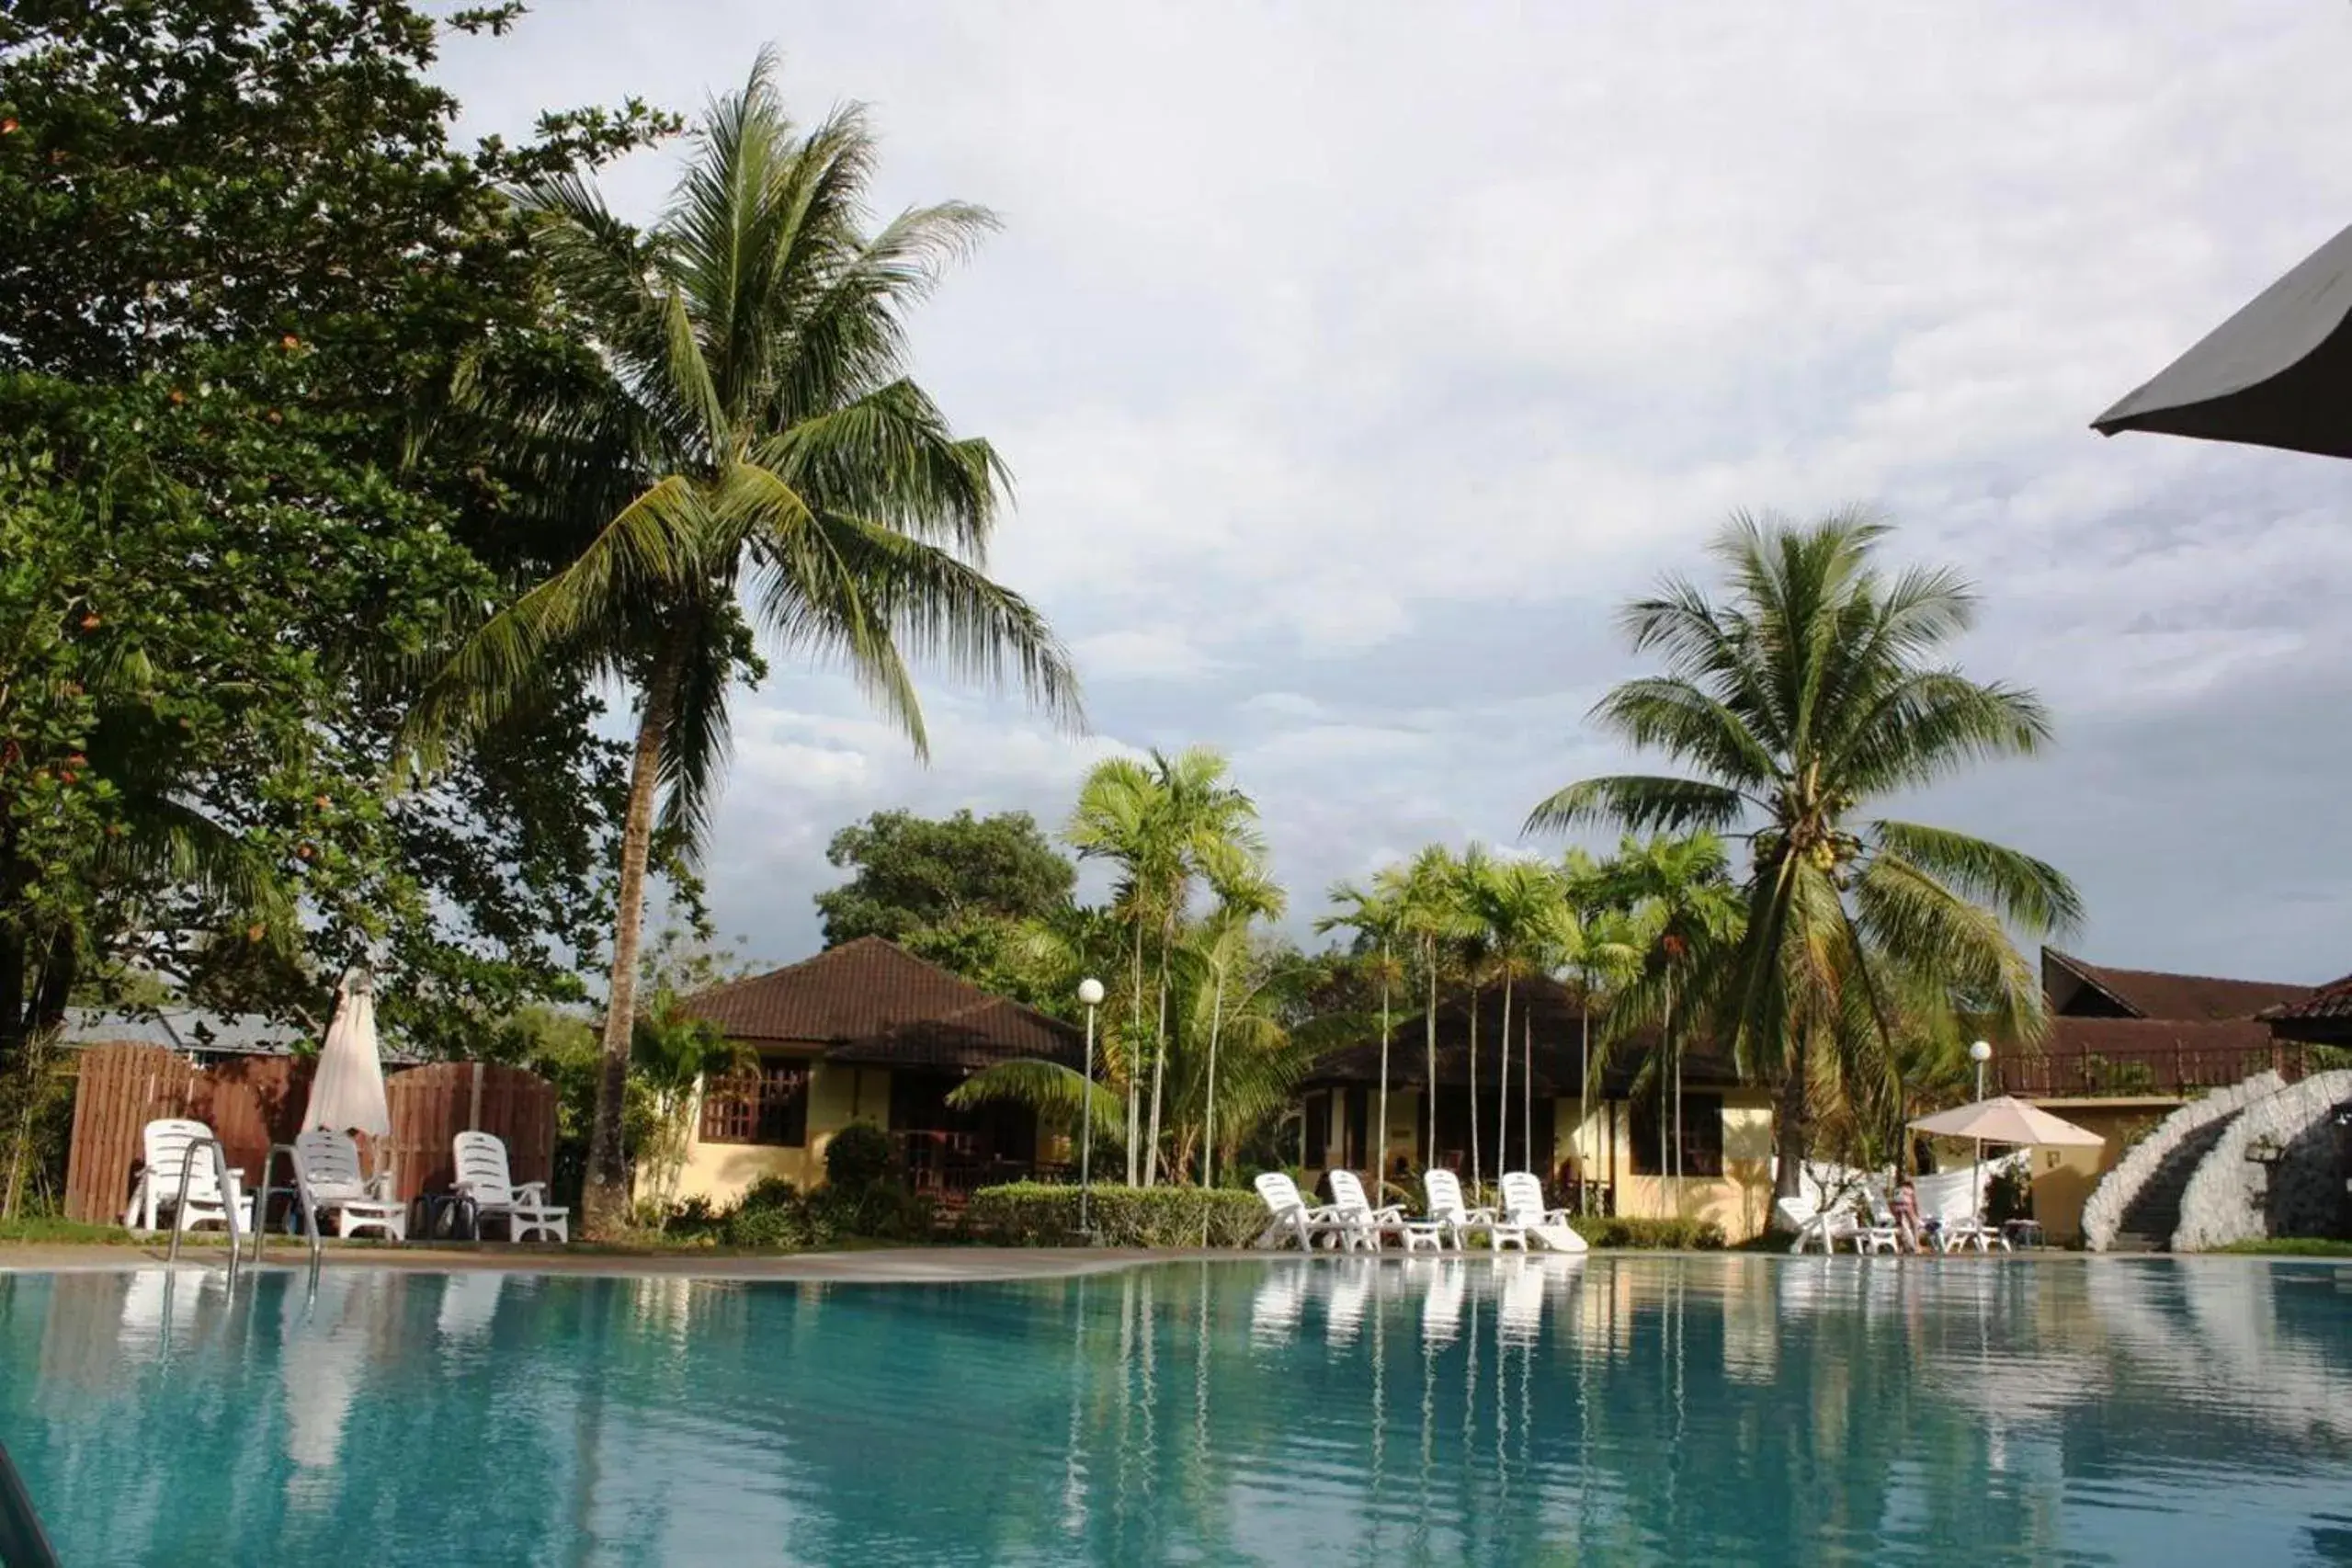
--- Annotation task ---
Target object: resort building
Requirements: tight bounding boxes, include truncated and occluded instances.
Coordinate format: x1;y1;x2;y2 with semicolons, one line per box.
2006;949;2317;1241
668;937;1084;1206
1296;978;1780;1243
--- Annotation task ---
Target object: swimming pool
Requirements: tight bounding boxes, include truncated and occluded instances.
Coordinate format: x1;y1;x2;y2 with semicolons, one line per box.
4;1256;2349;1564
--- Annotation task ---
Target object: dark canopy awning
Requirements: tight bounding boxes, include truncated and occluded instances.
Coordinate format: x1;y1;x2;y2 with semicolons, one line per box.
2093;221;2352;460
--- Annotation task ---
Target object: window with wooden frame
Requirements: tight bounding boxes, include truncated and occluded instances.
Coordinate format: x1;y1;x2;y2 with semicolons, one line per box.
699;1058;811;1147
1628;1092;1725;1177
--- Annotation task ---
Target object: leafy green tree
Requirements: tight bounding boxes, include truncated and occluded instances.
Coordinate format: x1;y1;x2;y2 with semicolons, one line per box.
403;57;1079;1234
815;808;1074;945
1528;512;2077;1194
0;0;671;1079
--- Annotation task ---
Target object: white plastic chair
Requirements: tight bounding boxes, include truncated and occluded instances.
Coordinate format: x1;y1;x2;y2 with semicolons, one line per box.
1417;1169;1494;1252
1253;1172;1346;1251
291;1129;406;1241
1855;1187;1906;1255
1324;1170;1403;1253
1499;1172;1590;1254
452;1131;568;1243
124;1119;244;1235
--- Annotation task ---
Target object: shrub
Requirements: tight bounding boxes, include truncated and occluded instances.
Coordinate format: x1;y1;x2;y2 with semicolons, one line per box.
722;1199;833;1251
824;1120;894;1191
1983;1164;2032;1226
737;1175;801;1212
1569;1215;1726;1250
968;1182;1267;1247
807;1180;936;1243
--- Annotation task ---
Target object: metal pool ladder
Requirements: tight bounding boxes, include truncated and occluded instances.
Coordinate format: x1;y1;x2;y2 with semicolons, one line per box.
247;1142;328;1281
161;1134;244;1292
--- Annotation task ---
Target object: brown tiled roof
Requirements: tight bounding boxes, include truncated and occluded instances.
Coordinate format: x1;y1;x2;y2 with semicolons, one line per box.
684;937;1080;1069
2044;1016;2275;1056
2043;949;2311;1022
1301;975;1746;1097
2263;972;2352;1023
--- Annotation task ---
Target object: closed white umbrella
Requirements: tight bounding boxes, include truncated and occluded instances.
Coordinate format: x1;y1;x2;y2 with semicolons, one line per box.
303;971;391;1138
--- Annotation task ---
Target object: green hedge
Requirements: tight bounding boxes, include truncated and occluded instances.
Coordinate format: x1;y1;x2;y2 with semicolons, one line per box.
969;1183;1267;1247
1568;1215;1726;1250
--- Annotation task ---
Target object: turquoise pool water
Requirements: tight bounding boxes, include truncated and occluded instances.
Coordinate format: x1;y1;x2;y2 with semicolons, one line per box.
4;1256;2350;1564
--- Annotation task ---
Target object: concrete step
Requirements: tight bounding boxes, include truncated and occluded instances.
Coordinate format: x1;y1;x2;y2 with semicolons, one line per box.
2109;1231;2166;1253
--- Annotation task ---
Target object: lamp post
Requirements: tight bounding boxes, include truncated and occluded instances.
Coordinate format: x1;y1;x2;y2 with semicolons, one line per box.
1077;978;1105;1235
1970;1040;1994;1221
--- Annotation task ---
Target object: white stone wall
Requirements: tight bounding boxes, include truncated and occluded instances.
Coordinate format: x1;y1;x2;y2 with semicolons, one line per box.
2080;1071;2284;1252
2172;1069;2352;1252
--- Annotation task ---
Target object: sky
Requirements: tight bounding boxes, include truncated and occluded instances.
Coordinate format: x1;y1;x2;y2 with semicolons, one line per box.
437;2;2352;983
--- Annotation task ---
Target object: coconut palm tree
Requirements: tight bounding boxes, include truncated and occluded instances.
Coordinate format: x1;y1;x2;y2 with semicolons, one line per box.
1449;844;1502;1189
400;57;1081;1233
1065;756;1172;1182
1314;876;1407;1193
1527;511;2077;1196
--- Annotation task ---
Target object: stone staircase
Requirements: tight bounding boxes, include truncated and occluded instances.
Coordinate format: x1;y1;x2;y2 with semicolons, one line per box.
2106;1118;2239;1252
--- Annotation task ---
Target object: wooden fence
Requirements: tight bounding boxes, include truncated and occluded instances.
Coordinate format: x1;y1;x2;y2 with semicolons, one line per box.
62;1043;555;1224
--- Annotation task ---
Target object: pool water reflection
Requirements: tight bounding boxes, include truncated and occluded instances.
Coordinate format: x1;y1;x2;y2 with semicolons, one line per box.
5;1256;2351;1565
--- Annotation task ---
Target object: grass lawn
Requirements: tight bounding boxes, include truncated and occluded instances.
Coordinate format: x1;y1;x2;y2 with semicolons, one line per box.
2210;1236;2352;1257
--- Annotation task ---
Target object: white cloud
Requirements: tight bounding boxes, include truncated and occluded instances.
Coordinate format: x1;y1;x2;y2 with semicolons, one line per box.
442;2;2352;977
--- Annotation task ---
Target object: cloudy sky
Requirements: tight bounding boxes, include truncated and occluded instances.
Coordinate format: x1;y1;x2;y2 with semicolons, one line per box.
440;3;2352;983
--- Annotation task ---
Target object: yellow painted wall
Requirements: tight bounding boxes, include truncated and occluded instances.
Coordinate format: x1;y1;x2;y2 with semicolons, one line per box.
1593;1091;1778;1243
2026;1097;2172;1244
654;1060;892;1208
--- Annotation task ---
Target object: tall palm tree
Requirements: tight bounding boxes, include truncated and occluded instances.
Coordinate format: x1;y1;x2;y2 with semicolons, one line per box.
1449;844;1500;1189
1590;833;1743;1185
1528;511;2076;1197
1066;756;1171;1182
1199;856;1284;1188
1469;856;1575;1176
401;57;1080;1233
1387;845;1465;1175
1315;876;1407;1195
1066;746;1261;1185
1560;851;1644;1208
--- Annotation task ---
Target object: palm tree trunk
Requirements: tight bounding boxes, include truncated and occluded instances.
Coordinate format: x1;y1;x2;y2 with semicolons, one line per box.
1371;950;1391;1200
1203;960;1226;1188
1662;990;1675;1193
1127;919;1144;1185
1523;1012;1534;1184
1424;941;1438;1170
582;641;686;1238
1578;979;1592;1213
1466;981;1482;1192
1145;916;1172;1187
1773;1031;1811;1199
1496;971;1513;1176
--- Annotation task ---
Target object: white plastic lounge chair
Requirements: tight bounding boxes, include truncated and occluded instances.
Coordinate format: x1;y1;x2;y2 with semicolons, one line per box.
1498;1256;1548;1345
1938;1215;2012;1254
1417;1169;1495;1252
1855;1188;1907;1256
1325;1260;1373;1346
1420;1259;1467;1347
451;1131;568;1243
1325;1170;1403;1253
124;1119;244;1235
1499;1172;1590;1254
291;1129;407;1241
1249;1267;1307;1344
1253;1172;1348;1251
